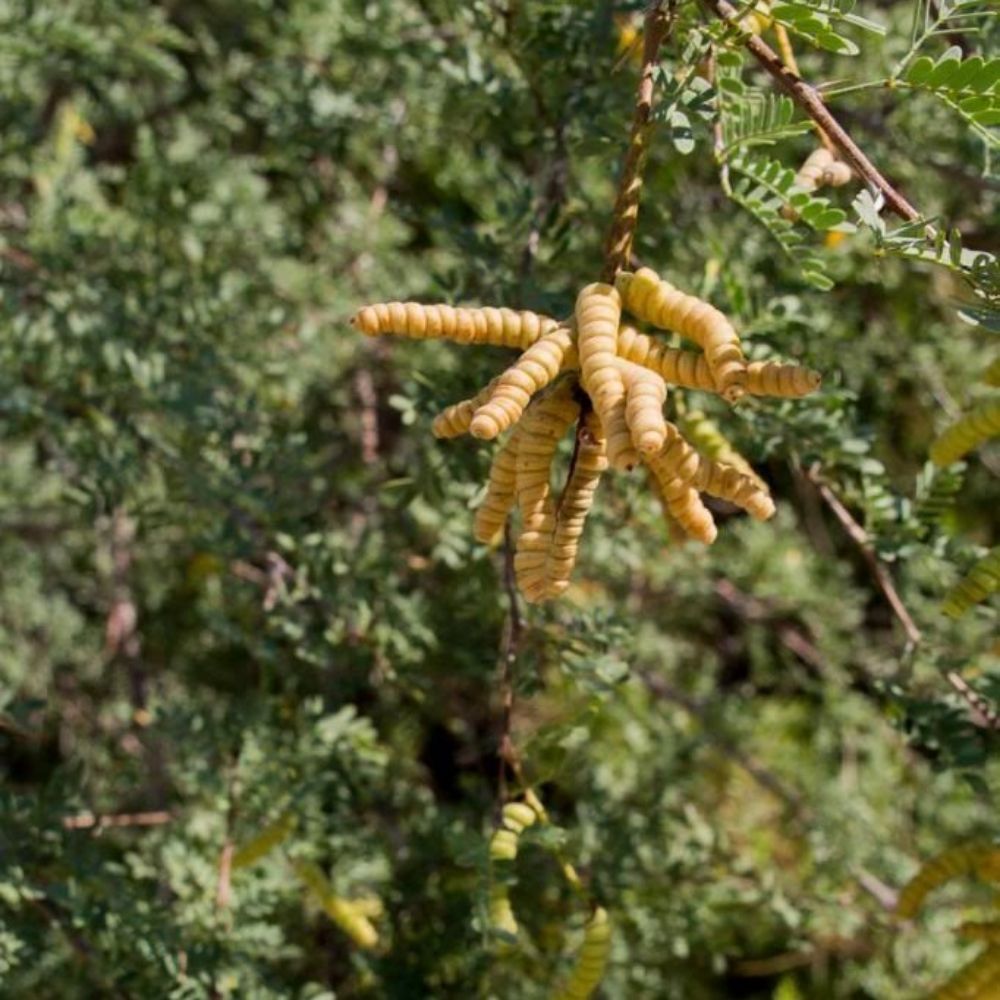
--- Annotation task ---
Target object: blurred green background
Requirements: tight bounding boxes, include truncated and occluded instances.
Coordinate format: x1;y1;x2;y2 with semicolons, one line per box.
0;1;996;997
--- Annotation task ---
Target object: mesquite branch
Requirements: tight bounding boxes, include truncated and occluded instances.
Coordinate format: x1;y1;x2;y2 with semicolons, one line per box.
601;4;674;283
701;0;922;223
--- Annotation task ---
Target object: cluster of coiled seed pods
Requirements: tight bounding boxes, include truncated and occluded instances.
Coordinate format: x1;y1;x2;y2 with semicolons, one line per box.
352;265;823;601
895;842;1000;999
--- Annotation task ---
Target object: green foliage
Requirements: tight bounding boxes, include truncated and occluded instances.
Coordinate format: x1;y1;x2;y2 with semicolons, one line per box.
0;0;996;998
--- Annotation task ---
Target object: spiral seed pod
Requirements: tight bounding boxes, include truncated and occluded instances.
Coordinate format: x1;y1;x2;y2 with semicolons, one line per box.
576;283;636;470
745;360;822;398
231;812;296;870
470;327;576;439
615;268;746;403
793;147;852;192
680;409;760;483
501;801;540;835
941;547;1000;619
646;460;715;544
488;883;519;939
432;379;499;439
645;426;718;543
617;325;717;392
545;411;608;599
292;859;380;950
515;382;580;602
552;907;612;1000
351;302;557;349
646;468;689;544
475;426;523;544
929;947;1000;1000
739;0;771;34
896;843;997;920
694;459;775;521
618;357;668;455
930;400;1000;466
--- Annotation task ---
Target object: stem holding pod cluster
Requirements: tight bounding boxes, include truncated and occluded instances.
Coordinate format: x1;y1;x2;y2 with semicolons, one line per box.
601;4;674;283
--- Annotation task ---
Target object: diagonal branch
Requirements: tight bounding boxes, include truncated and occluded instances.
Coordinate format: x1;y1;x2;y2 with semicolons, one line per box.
701;0;922;222
805;467;922;648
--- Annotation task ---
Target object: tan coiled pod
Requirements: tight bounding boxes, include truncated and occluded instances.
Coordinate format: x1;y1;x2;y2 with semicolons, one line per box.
514;381;580;603
746;360;822;398
544;410;608;599
470;326;577;439
474;427;522;545
575;283;637;471
615;268;747;403
694;459;775;521
645;428;718;545
432;379;499;439
351;302;557;349
793;147;852;193
617;357;668;456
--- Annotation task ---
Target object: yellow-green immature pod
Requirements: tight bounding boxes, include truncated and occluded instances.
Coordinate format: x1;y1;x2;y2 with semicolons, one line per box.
551;907;612;1000
941;547;1000;619
745;360;822;398
739;0;771;34
490;828;520;862
474;425;523;545
617;357;668;455
432;379;499;439
502;801;540;834
292;859;380;950
930;400;1000;466
615;268;746;403
470;327;577;439
350;302;557;349
231;812;297;870
488;883;519;940
929;947;1000;1000
514;382;580;602
545;411;608;598
984;358;1000;387
679;409;760;483
694;458;775;521
576;283;635;470
896;843;998;920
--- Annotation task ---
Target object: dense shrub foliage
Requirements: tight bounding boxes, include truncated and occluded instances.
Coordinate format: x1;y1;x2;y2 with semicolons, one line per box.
0;1;996;997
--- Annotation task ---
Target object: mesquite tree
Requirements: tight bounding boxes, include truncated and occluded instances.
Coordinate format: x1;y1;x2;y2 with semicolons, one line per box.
0;1;996;998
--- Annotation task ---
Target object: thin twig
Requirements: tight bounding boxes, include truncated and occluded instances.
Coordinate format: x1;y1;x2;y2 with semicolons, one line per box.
601;3;675;283
945;671;1000;731
496;521;524;801
856;868;899;911
805;467;922;649
701;0;923;222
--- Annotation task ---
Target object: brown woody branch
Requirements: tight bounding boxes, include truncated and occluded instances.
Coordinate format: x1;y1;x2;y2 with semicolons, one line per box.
496;521;524;802
805;467;922;648
701;0;922;222
601;4;675;283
